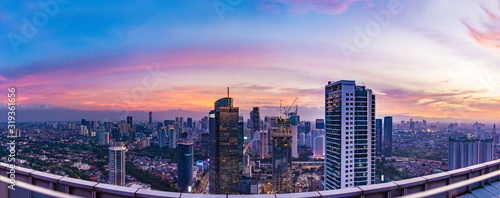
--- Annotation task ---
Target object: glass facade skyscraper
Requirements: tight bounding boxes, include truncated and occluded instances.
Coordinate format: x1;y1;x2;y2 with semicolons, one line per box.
383;116;393;157
325;80;375;190
375;119;382;157
177;138;194;192
272;118;293;193
209;96;241;194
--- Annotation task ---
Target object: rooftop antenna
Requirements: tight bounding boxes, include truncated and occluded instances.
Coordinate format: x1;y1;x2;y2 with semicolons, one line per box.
227;87;230;107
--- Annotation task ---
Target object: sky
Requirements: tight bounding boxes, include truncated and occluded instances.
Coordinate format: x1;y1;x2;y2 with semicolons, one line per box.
0;0;500;122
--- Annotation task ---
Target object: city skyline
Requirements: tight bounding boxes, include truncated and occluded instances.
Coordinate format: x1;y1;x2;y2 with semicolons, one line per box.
1;0;500;123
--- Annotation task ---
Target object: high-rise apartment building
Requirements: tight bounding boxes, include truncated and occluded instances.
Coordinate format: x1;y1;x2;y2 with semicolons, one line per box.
209;94;241;194
325;80;375;190
272;118;293;193
109;144;126;186
383;116;393;157
449;136;493;170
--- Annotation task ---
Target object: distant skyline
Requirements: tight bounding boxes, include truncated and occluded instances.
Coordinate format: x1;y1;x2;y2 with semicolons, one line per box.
1;0;500;122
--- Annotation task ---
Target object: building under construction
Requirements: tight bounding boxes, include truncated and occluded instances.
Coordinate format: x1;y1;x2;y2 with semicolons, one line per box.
272;118;293;193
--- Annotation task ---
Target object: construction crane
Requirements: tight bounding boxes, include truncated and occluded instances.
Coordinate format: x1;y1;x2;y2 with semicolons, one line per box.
282;98;298;118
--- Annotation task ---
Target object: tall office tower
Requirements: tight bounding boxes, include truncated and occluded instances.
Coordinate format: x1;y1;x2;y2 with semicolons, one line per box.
259;130;269;159
314;135;324;157
304;122;311;134
111;125;122;142
272;118;293;194
449;136;493;170
494;124;497;133
209;94;241;194
179;117;184;128
158;126;167;148
202;116;209;131
168;125;177;149
290;115;299;158
201;132;210;158
316;119;325;129
81;119;88;127
96;126;105;143
109;144;126;186
187;117;193;128
409;118;415;131
325;80;375;190
306;133;312;148
89;121;97;131
101;132;110;145
250;107;260;140
127;116;133;128
239;116;245;160
149;111;153;125
375;119;383;157
383;116;393;157
299;132;306;146
177;138;194;192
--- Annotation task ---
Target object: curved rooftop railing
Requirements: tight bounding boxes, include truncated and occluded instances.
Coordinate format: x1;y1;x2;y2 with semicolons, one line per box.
2;159;500;198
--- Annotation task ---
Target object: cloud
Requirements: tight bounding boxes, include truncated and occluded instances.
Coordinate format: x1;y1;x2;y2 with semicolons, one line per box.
260;0;369;15
463;4;500;54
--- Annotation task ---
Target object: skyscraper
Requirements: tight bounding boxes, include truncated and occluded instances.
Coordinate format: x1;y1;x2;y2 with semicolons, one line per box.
127;116;133;128
290;115;299;158
375;119;382;157
325;80;375;190
305;121;311;134
149;111;152;125
272;118;293;194
316;119;325;129
449;136;493;170
177;138;194;192
109;144;126;186
250;107;260;141
158;126;167;148
299;132;305;146
259;130;269;159
409;118;414;131
209;93;241;194
314;135;324;157
383;116;393;157
168;125;177;149
187;117;193;128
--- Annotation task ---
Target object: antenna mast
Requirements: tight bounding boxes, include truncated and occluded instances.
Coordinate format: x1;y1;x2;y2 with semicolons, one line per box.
227;87;230;107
